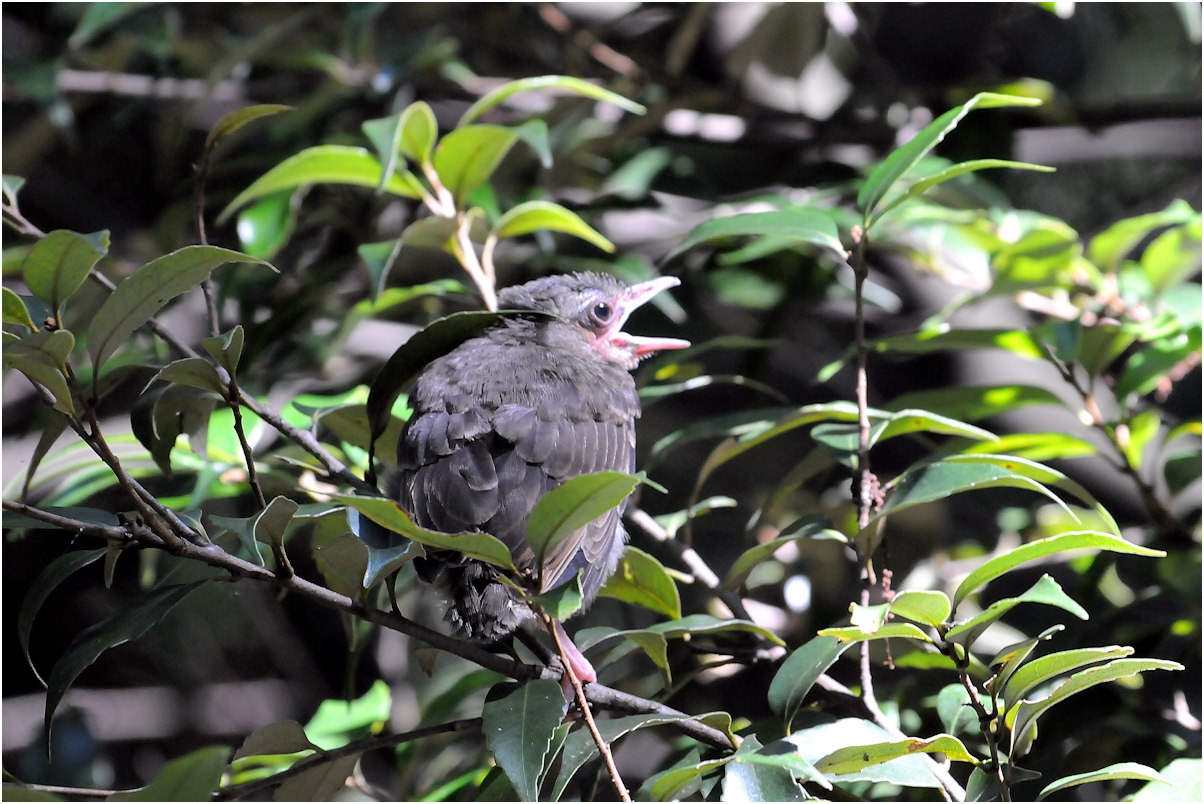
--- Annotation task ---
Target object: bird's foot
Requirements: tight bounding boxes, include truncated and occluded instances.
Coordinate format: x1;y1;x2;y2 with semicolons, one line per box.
551;620;596;699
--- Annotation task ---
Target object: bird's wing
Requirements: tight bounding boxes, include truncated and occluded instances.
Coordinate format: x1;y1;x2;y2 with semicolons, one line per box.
493;399;636;594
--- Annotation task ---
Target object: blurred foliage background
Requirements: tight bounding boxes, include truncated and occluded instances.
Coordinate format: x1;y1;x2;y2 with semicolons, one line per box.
3;2;1200;799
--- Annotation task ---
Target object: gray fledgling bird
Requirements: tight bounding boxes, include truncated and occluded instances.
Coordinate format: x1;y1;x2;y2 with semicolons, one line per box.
397;272;688;680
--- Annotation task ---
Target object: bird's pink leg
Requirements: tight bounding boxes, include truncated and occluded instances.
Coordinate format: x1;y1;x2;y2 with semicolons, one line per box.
551;619;596;699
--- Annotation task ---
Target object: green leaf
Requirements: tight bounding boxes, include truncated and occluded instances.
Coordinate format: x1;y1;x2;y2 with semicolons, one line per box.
985;625;1065;698
1038;762;1173;801
1131;758;1201;802
1141;216;1202;293
114;745;230;802
815;733;978;774
597;545;682;619
3;286;37;330
149;357;225;394
819;622;935;644
877;454;1077;526
362;112;412;194
254;496;300;561
665;209;846;265
767;636;850;729
274;754;360;802
552;713;694;800
20;229;109;317
18;547;110;687
936;683;977;736
784;718;948;789
960;432;1097;462
432;125;519;204
305;679;391;750
889;590;952;628
3;329;77;415
887;385;1062;423
945;574;1088;648
398;101;438;164
86;245;272;373
204;104;293;153
458;74;646;127
234;190;297;260
217;146;423;223
1086;199;1198;273
526;471;640;589
3;173;26;204
1009;658;1183;756
45;580;211;749
233;719;320;761
859;92;1043;222
1002;645;1133;711
723;516;844;590
201;326;245;377
349;508;422;589
481;680;567;801
953;530;1164;610
722;753;809;802
874;159;1054;225
492;200;614;253
333;494;515;571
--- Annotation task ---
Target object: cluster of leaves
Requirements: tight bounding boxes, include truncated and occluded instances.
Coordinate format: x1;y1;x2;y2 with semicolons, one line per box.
3;5;1199;803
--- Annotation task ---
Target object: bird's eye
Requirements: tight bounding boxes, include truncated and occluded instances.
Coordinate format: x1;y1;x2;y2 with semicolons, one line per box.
590;302;613;325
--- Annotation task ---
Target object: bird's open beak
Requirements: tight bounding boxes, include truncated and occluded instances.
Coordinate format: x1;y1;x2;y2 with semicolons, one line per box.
610;276;691;358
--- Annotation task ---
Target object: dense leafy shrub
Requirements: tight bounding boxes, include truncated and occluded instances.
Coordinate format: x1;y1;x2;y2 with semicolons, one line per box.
4;5;1199;802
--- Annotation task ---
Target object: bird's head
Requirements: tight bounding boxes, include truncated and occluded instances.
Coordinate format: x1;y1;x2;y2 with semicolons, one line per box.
498;272;690;369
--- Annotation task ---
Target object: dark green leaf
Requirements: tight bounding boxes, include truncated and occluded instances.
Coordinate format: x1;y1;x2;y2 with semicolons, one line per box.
767;636;850;729
3;329;77;415
233;718;318;759
274;755;360;802
550;713;696;800
201;326;245;377
875;159;1054;225
45;580;211;748
481;680;567;801
217;146;424;223
361;113;406;193
945;574;1088;648
19;547;110;687
859;92;1042;222
20;229;109;318
204;104;293;153
723;515;845;590
86;246;272;373
149;357;225;394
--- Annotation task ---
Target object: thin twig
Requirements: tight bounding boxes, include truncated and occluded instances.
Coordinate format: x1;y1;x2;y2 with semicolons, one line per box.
218;718;483;801
544;612;631;802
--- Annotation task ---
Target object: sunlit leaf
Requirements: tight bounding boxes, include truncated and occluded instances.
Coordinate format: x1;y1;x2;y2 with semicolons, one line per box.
432;125;519;204
665;209;845;264
945;574;1087;648
598;545;681;619
492;200;614;253
953;530;1164;610
526;471;639;589
458;74;645;127
1038;763;1173;801
815;733;978;774
217;146;424;223
333;494;515;571
859;92;1043;223
1002;645;1133;711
